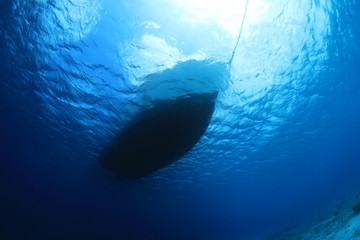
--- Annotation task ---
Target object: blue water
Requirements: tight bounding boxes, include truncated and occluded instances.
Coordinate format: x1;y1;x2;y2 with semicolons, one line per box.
1;0;360;239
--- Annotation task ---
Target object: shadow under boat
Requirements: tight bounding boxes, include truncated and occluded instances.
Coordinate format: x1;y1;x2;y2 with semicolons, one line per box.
100;92;218;179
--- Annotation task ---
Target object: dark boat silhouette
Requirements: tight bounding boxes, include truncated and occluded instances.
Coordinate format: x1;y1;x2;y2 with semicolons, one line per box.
99;0;249;178
100;92;217;178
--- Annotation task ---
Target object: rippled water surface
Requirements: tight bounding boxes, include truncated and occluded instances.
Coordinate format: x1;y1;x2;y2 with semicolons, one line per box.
1;0;360;239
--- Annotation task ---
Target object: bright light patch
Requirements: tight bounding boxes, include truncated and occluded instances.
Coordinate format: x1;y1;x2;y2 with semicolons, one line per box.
171;0;248;38
142;21;161;29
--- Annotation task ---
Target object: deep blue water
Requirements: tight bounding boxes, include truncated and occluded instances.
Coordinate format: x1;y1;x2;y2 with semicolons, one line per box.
1;0;360;239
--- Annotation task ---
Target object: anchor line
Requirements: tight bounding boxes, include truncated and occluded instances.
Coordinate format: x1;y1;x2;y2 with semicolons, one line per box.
228;0;250;66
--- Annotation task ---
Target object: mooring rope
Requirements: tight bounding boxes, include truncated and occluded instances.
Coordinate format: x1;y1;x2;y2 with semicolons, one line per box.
228;0;250;66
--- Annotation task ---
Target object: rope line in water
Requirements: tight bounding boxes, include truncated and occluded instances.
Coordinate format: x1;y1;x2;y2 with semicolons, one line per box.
229;0;250;66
